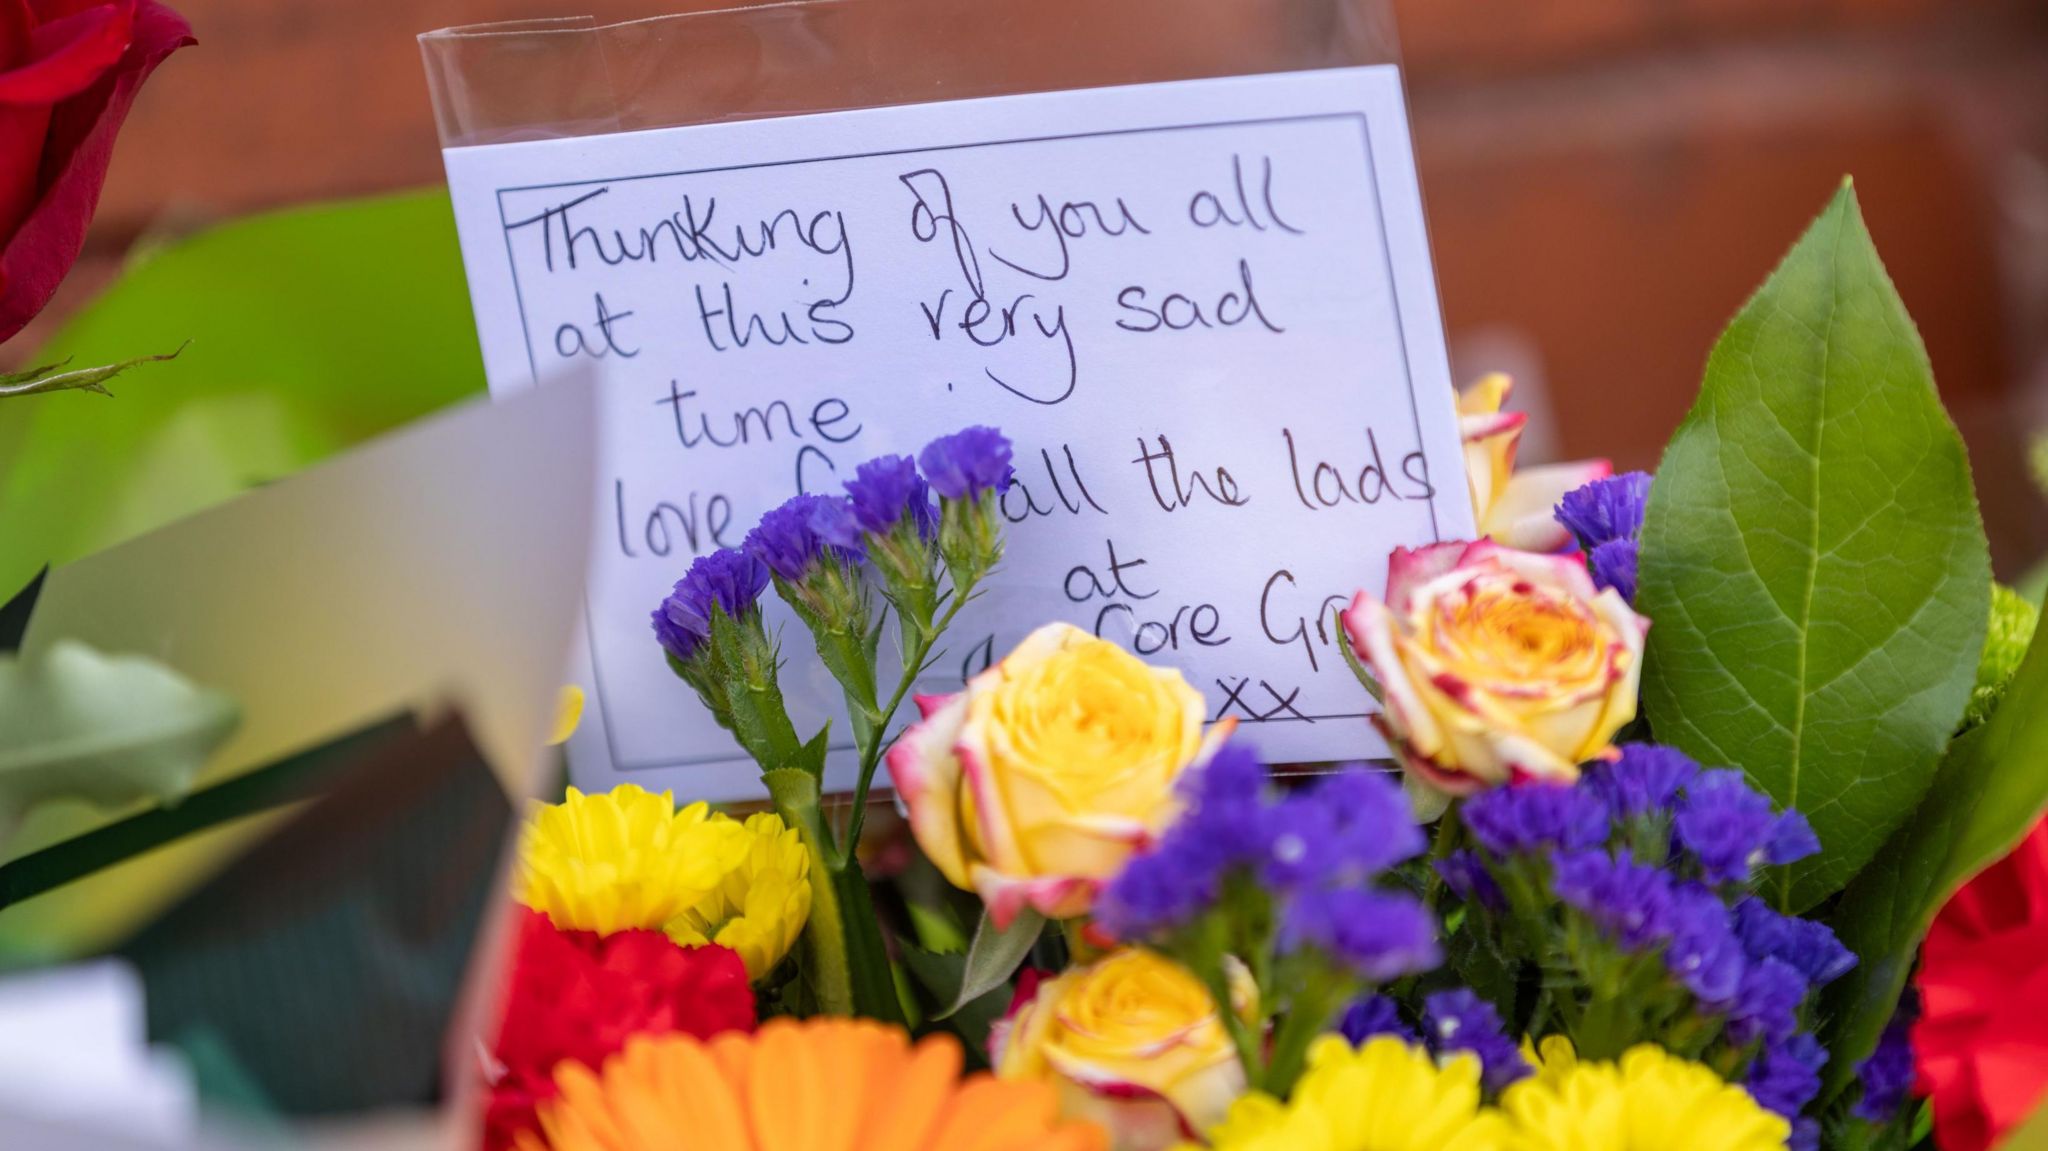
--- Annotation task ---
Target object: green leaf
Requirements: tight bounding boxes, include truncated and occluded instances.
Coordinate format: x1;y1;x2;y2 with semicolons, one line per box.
0;345;186;400
937;907;1045;1020
899;945;1010;1063
1821;621;2048;1101
830;861;907;1025
0;191;485;598
0;640;239;847
1637;180;1990;910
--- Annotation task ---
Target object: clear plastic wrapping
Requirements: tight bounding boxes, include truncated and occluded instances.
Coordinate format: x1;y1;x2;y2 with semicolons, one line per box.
422;0;1399;148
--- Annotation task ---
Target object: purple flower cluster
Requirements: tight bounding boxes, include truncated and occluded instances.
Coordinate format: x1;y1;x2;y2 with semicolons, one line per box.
1098;745;1438;982
1583;743;1697;819
1675;770;1820;884
1551;849;1675;950
1555;471;1651;602
1463;781;1610;856
1447;742;1860;1123
1853;987;1919;1122
651;548;769;662
1746;1033;1828;1151
744;493;860;582
816;455;937;543
1423;988;1531;1094
1338;994;1416;1045
919;426;1015;502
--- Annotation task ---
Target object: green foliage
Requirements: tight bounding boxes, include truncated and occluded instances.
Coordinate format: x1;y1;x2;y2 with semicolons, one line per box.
1637;181;1990;911
1964;583;2040;730
0;190;485;597
934;908;1046;1021
897;944;1011;1063
1821;620;2048;1102
0;639;238;847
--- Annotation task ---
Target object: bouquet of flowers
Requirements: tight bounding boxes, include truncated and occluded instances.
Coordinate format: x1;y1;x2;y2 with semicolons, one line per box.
480;181;2048;1151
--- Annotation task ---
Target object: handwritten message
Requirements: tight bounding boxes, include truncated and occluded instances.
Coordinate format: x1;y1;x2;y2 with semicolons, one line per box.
443;66;1474;800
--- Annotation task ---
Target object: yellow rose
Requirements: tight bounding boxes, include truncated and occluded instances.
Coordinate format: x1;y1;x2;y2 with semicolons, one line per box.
1342;540;1646;795
993;948;1253;1151
887;622;1230;927
1459;374;1611;552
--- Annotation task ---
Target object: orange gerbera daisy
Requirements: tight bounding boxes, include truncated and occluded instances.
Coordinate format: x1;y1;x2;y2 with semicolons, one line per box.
518;1017;1107;1151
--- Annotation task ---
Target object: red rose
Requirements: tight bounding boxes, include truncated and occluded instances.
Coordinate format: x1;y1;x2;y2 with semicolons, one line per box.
0;0;191;344
1914;818;2048;1151
483;907;756;1151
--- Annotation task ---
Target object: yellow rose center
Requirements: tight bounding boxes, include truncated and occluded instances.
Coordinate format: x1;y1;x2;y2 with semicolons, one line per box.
984;635;1196;804
1430;577;1609;692
1054;950;1217;1054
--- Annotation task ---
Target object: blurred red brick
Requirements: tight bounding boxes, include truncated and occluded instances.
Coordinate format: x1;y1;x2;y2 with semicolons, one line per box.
11;0;2045;570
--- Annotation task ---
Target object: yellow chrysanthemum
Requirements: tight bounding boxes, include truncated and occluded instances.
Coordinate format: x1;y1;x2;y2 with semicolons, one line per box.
518;1017;1107;1151
1188;1035;1510;1151
666;812;812;981
515;785;749;936
1502;1043;1789;1151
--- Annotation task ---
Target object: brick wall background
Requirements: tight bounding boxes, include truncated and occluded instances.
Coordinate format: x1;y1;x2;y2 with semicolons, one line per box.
16;0;2048;572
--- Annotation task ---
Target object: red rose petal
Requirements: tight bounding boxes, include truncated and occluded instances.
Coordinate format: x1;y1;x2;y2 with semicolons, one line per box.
0;0;189;341
0;2;130;105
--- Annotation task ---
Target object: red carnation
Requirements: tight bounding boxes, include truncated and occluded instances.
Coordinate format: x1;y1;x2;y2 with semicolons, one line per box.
0;0;192;344
1915;817;2048;1151
483;906;756;1151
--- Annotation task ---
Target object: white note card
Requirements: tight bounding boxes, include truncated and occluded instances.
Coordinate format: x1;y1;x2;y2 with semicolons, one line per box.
442;65;1475;801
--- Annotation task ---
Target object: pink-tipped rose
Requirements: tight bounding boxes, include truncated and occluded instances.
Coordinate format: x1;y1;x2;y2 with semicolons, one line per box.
886;622;1231;928
1343;540;1648;796
991;949;1253;1151
1459;374;1612;552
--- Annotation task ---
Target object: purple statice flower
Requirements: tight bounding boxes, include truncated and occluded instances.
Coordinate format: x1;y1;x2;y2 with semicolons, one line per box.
1551;849;1675;948
1764;809;1822;867
1726;957;1809;1046
1588;538;1640;602
1675;770;1814;884
744;493;859;581
1262;769;1423;889
1279;886;1440;981
919;426;1015;502
1662;882;1746;1005
1731;898;1857;987
1746;1031;1827;1123
840;455;935;535
1788;1119;1820;1151
1555;471;1652;550
1584;743;1699;820
1098;743;1271;938
651;548;769;662
808;496;863;551
1339;994;1417;1046
1423;988;1531;1094
1464;782;1610;857
1436;849;1505;911
1853;988;1919;1121
1096;837;1222;939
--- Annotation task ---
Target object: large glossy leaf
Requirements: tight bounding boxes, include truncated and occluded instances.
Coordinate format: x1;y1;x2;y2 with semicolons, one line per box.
1820;623;2048;1102
0;190;485;597
0;639;238;848
1637;181;1989;910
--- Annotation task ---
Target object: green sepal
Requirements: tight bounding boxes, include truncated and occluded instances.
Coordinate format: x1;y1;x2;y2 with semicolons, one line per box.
0;344;186;400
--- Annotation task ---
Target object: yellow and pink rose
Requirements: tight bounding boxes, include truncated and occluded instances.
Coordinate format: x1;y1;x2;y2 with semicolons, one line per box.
1343;539;1647;795
885;622;1230;928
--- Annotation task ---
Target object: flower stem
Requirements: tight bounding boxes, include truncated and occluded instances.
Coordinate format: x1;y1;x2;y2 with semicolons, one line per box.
842;592;970;851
